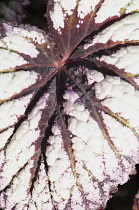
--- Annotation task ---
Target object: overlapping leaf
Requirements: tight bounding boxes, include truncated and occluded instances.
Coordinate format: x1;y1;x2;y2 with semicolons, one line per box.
47;0;104;57
0;0;139;209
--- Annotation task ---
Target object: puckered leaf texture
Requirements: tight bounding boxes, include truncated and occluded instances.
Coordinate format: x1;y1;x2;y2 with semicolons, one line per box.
0;0;139;209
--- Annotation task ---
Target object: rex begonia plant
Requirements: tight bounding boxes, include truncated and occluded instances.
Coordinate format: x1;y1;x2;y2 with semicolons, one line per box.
0;0;139;209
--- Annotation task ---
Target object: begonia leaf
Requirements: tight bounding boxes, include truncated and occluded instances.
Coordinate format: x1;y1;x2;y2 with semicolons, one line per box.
0;1;139;209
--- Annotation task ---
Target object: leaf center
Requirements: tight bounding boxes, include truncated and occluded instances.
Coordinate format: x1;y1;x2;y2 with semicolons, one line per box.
55;52;70;70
